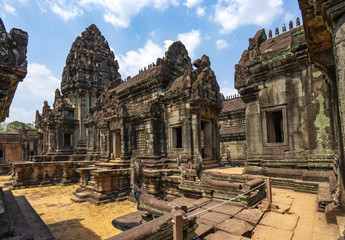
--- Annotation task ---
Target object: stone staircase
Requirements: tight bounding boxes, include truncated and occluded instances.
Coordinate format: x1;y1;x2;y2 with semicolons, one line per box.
202;157;222;170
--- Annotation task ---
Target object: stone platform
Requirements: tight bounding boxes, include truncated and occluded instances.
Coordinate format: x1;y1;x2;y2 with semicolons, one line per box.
6;161;95;188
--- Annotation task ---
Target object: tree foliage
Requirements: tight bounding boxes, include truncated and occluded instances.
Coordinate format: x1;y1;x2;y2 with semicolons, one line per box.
0;121;36;133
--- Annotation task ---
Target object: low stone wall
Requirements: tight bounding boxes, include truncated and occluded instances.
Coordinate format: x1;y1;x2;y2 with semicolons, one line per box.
220;140;246;166
0;164;10;175
6;161;95;188
106;210;197;240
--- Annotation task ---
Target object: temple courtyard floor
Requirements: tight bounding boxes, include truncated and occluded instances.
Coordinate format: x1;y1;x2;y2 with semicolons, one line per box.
0;168;342;240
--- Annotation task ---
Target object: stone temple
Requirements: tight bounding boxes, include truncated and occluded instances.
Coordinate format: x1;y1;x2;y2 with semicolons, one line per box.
2;0;345;239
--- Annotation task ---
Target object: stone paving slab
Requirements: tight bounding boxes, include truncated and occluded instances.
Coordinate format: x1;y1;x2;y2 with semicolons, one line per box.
186;207;206;218
234;208;264;226
259;199;291;213
204;230;250;240
259;212;299;231
195;223;214;239
193;197;212;208
209;203;244;216
198;211;231;226
215;218;253;237
169;197;198;211
251;225;293;240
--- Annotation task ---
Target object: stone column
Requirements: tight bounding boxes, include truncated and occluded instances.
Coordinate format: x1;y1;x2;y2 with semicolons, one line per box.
191;113;200;159
332;10;345;206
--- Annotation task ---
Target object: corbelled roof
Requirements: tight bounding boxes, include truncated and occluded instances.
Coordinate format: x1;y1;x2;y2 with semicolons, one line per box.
222;97;246;113
0;134;20;143
61;24;121;97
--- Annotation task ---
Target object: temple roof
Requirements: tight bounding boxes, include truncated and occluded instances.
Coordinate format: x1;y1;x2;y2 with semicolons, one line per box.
61;24;121;97
220;125;245;135
222;97;246;113
0;134;20;143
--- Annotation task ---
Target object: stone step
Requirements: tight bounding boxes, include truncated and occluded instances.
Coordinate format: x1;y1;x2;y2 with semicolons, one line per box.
71;196;87;203
73;191;90;199
15;196;55;240
203;163;221;170
115;197;127;202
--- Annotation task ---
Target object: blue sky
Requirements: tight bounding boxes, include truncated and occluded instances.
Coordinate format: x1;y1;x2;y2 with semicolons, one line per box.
1;0;302;123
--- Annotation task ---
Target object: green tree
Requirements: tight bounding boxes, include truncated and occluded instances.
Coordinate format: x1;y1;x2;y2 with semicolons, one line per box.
3;121;36;133
0;123;6;133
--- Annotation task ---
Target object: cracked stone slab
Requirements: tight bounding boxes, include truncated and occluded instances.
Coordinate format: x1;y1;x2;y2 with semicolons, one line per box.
198;211;231;226
209;203;244;216
195;223;214;239
234;208;264;225
252;225;293;240
204;230;251;240
215;218;253;236
259;212;299;231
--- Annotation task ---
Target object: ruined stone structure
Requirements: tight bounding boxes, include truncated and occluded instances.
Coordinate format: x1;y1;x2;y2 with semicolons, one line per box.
297;0;345;221
73;41;224;203
34;24;122;161
0;18;28;122
219;95;246;166
235;19;337;181
0;128;38;165
6;24;224;203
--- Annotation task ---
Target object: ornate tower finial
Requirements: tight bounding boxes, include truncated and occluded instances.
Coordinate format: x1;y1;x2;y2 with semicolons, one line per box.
275;27;279;36
269;29;272;39
289;20;293;30
282;24;286;33
296;17;300;26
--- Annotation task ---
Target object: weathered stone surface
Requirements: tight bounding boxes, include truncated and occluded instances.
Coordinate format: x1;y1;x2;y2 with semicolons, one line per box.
208;202;243;216
259;212;299;231
112;211;142;231
235;14;337;183
107;210;196;240
61;24;121;97
195;223;214;239
198;211;230;226
0;18;28;122
251;225;293;240
215;218;253;236
204;231;250;240
234;209;263;225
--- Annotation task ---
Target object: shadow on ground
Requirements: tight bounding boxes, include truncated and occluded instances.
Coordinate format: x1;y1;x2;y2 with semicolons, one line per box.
48;218;101;240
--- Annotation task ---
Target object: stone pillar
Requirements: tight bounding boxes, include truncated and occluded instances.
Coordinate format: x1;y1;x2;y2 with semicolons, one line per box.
48;130;56;152
191;113;200;159
332;11;345;206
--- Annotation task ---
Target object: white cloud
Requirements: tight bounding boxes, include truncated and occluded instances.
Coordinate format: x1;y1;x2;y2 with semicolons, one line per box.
36;0;83;21
177;30;201;58
183;0;202;8
6;63;60;123
117;40;165;78
220;87;238;97
117;29;201;78
5;107;36;123
216;39;228;49
183;0;205;17
213;0;283;34
16;63;60;103
79;0;178;28
51;3;83;21
4;3;16;15
283;12;296;26
196;6;205;17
